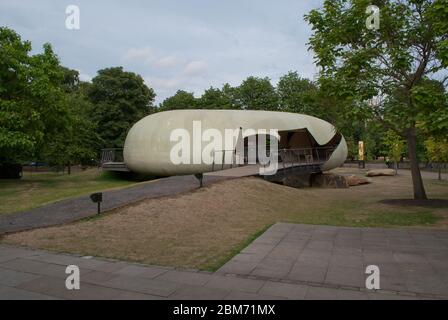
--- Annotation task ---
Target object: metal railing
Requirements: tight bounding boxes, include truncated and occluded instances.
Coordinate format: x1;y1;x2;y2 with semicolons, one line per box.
278;146;335;169
211;149;243;171
210;146;336;172
101;148;124;164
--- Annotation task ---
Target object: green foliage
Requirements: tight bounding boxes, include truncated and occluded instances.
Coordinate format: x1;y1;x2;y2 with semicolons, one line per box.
0;27;69;163
42;83;102;168
382;130;406;163
158;77;280;112
429;0;448;67
221;83;241;109
305;0;447;130
197;87;233;109
413;79;448;137
237;76;279;110
305;0;447;198
425;137;448;163
277;71;318;114
88;67;156;148
345;139;358;160
159;90;197;111
278;73;319;113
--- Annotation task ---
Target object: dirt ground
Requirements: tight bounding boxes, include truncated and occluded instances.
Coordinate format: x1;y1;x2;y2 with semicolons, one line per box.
2;168;448;270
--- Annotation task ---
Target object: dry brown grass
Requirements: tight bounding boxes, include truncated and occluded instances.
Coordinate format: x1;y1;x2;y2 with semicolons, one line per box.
2;168;448;270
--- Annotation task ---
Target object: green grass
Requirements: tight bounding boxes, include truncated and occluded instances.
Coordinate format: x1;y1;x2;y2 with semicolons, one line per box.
277;197;443;228
3;169;447;270
284;207;441;228
203;224;274;272
0;169;146;215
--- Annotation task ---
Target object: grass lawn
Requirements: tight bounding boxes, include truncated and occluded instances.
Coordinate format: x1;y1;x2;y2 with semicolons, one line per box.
2;168;448;271
0;169;139;215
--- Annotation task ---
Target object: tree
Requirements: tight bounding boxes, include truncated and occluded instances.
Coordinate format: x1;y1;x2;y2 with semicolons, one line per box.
42;75;101;173
197;87;233;109
88;67;156;148
305;0;448;199
345;139;359;161
277;71;318;114
159;90;197;111
425;137;448;180
237;76;279;110
414;79;448;138
221;83;242;109
382;130;406;174
0;27;70;166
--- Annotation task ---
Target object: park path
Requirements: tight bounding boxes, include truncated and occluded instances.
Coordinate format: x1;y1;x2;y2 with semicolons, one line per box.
1;223;447;299
0;174;231;235
0;168;444;235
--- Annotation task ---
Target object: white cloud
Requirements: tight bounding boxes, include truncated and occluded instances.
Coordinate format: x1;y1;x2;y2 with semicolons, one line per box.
122;46;152;62
182;60;208;76
1;0;324;105
145;76;182;90
152;56;178;68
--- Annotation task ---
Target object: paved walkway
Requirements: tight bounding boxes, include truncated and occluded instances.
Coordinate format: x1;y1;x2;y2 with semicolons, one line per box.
1;223;447;299
204;164;261;177
218;223;448;299
0;175;228;235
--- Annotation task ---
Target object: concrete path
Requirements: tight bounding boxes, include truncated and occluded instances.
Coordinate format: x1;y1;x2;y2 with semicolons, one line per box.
0;175;228;235
218;223;448;299
205;164;261;177
1;223;447;300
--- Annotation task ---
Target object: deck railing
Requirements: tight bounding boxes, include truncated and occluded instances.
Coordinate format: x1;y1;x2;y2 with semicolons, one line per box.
211;146;336;172
101;148;124;164
278;147;335;169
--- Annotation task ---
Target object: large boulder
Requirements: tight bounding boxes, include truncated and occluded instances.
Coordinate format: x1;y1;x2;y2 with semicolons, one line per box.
346;175;371;186
281;174;311;188
366;169;396;177
310;173;349;188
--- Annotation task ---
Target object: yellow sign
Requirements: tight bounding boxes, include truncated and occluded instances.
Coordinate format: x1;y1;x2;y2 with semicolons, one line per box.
358;141;365;161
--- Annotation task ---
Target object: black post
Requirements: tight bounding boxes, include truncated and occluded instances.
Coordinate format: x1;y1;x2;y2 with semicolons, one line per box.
194;173;204;188
90;192;103;215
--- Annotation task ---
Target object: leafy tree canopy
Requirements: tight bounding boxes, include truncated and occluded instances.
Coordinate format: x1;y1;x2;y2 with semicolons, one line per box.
88;67;156;148
0;27;69;163
277;71;318;114
305;0;448;199
197;87;233;109
159;90;197;111
237;76;279;111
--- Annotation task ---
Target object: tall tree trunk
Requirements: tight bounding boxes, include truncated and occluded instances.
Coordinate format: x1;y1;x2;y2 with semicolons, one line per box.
439;165;442;181
406;128;427;200
67;161;71;175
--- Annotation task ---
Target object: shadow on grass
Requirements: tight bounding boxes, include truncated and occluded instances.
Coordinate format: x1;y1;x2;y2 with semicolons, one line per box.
379;199;448;208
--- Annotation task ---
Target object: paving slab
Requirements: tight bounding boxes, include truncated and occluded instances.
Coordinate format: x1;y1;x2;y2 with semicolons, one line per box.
1;222;448;299
218;223;448;299
204;275;265;293
258;281;308;299
19;275;128;300
169;285;230;300
102;275;180;297
154;270;213;286
0;284;59;300
0;268;41;287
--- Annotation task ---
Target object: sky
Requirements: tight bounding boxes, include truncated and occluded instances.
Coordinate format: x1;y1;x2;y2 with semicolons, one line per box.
0;0;324;104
